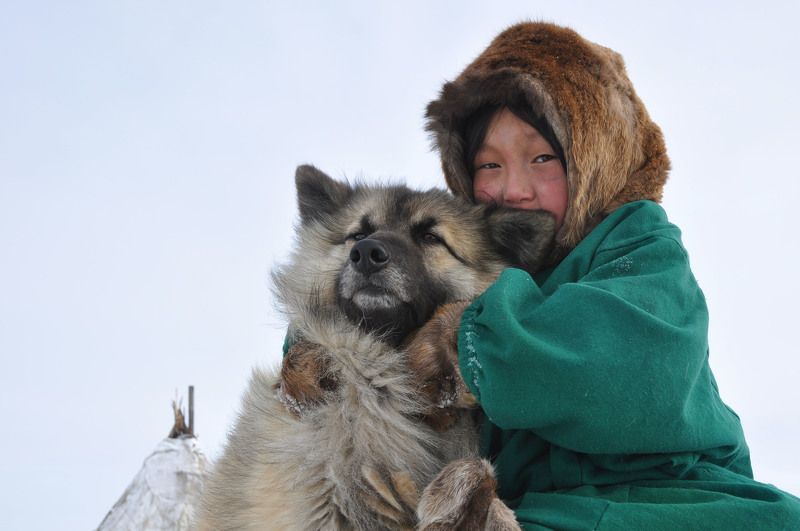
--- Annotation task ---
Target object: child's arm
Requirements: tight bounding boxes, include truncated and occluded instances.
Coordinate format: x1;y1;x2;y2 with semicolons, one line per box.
409;202;748;463
459;234;743;456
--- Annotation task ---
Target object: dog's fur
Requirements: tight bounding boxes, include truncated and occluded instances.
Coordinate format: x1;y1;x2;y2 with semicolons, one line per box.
196;166;554;530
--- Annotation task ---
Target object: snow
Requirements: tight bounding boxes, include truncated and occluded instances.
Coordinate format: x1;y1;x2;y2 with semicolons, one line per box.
96;436;209;531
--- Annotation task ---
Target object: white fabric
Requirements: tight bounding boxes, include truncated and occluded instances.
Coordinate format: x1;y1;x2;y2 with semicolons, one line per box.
97;437;209;531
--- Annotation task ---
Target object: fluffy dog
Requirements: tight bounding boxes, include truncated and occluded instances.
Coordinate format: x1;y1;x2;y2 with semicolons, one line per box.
196;166;554;530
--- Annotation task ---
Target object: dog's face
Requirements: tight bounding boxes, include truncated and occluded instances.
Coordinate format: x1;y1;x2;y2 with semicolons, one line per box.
290;165;554;345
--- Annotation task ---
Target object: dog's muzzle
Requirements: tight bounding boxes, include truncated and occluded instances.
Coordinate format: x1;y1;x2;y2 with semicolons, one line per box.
349;239;390;276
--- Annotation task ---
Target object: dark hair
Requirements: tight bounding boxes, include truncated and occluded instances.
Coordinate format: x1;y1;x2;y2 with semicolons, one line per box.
462;99;566;179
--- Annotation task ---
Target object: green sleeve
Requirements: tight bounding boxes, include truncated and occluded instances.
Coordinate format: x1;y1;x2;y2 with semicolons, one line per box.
282;331;291;356
458;230;744;456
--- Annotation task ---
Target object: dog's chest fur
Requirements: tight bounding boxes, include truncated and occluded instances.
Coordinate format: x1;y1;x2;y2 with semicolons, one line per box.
203;313;478;531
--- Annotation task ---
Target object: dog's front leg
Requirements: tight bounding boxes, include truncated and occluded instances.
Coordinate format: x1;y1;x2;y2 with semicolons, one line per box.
275;340;339;416
404;301;477;431
416;458;520;531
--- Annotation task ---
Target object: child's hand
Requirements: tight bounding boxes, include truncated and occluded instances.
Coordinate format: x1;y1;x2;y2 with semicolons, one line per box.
274;340;338;417
404;301;476;431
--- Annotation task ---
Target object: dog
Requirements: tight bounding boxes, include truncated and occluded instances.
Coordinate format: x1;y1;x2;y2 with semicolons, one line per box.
196;165;554;530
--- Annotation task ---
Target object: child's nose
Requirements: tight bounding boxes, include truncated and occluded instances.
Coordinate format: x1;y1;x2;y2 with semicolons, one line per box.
503;170;535;205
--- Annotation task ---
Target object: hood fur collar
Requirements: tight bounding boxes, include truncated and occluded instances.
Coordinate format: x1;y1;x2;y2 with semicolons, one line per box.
426;21;671;251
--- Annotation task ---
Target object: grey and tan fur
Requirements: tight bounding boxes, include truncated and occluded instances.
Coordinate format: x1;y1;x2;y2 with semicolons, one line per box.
196;165;554;530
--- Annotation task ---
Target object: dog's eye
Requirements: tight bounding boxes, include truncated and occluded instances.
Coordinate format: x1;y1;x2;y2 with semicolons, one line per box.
422;232;442;244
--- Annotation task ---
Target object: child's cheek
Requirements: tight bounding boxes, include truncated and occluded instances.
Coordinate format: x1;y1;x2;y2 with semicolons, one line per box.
473;181;498;205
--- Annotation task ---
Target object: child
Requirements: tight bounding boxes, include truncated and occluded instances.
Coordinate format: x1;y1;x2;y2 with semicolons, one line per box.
417;21;800;529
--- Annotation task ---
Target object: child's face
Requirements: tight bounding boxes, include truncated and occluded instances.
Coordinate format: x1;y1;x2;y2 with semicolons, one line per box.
473;109;568;229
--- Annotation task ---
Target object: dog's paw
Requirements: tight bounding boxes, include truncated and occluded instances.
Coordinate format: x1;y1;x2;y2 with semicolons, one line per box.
404;301;476;431
417;458;520;531
361;465;419;530
274;340;338;417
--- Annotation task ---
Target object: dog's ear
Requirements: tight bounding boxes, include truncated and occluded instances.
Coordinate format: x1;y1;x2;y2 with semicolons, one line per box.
485;207;555;273
295;165;353;224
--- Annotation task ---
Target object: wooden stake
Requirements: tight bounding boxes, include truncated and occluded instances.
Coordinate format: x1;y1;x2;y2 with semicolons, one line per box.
188;385;195;436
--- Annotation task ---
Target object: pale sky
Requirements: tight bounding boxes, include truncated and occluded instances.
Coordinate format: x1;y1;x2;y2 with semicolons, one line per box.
1;1;798;529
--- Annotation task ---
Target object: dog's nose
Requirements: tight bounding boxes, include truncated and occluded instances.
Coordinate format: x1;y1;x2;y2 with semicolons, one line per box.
349;239;390;275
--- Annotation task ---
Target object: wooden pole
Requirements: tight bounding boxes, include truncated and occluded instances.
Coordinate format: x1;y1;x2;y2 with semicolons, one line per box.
188;385;195;436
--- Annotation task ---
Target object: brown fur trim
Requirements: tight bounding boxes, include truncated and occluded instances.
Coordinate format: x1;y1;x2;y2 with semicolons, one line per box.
426;21;670;252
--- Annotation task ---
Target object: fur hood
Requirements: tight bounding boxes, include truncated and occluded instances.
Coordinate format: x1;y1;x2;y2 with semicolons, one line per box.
426;21;671;252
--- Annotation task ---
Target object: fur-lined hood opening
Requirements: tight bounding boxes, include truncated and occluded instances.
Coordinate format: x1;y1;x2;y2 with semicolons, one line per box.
426;21;671;252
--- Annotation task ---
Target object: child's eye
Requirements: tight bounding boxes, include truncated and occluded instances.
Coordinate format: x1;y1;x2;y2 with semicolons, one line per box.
476;162;500;170
532;154;556;163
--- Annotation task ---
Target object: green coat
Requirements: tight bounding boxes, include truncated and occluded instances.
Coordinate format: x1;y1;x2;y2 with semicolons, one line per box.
458;200;800;530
